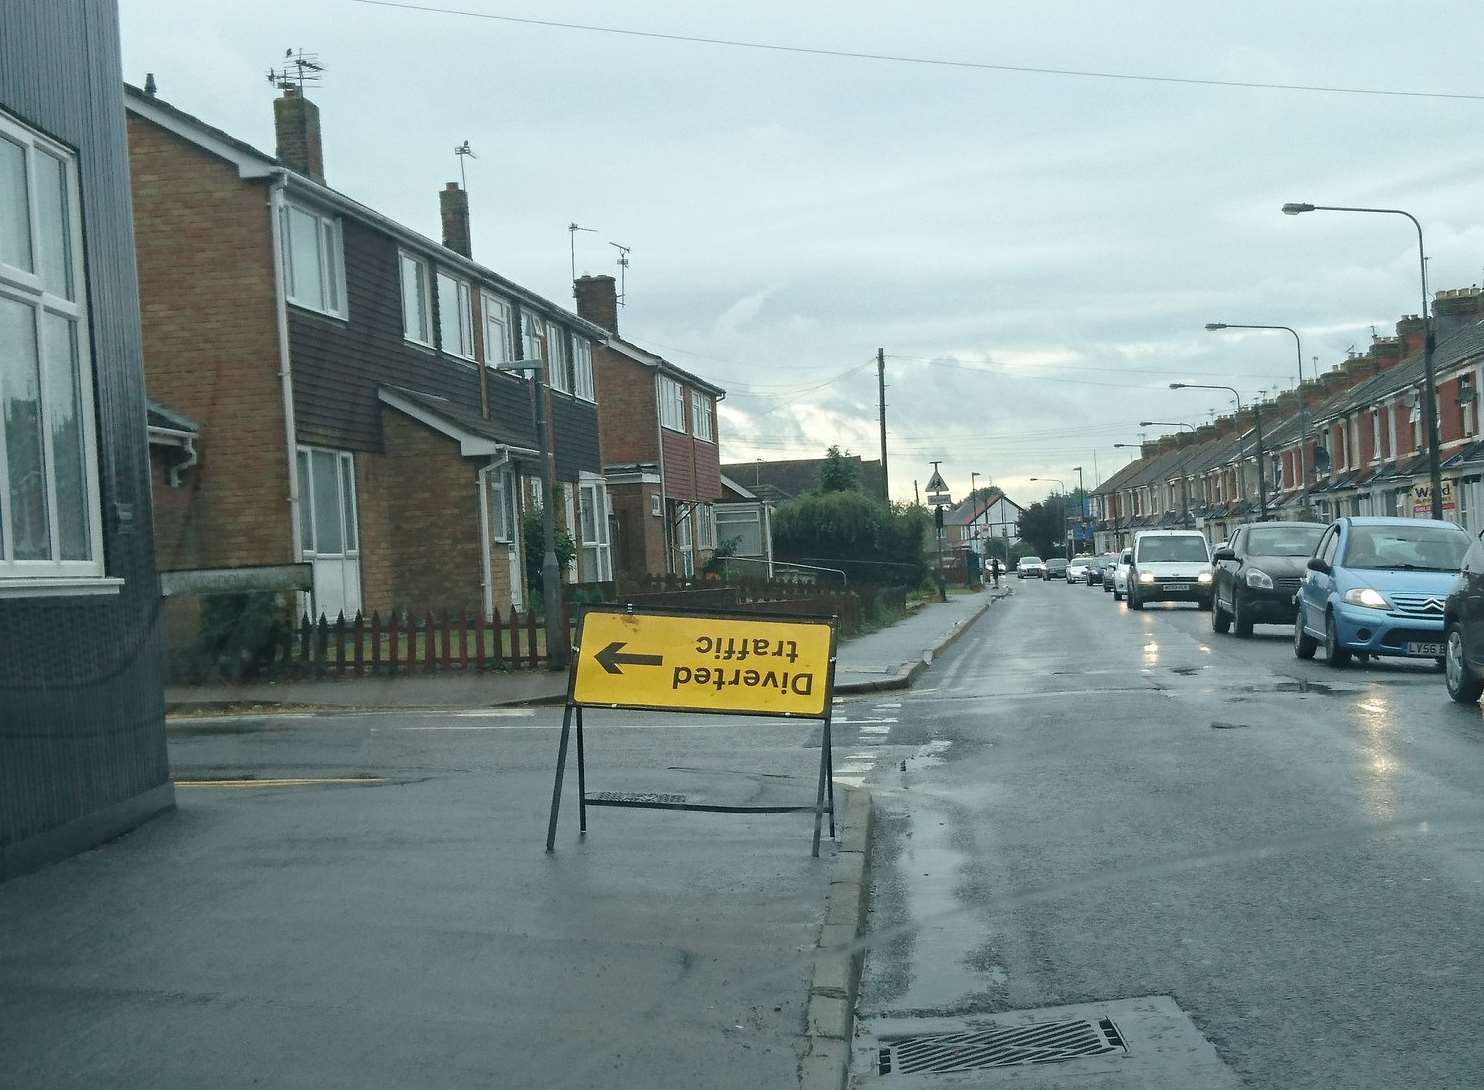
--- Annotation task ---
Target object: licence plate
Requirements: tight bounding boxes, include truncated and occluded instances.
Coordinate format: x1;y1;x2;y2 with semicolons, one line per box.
1406;641;1444;657
1163;583;1191;591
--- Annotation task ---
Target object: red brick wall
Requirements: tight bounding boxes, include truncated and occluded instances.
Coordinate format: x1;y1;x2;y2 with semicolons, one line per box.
1439;376;1464;444
1393;401;1415;454
1357;412;1375;465
609;481;666;576
128;115;291;571
593;346;657;464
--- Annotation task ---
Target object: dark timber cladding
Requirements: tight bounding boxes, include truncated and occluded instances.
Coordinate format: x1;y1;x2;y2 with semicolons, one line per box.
0;0;174;880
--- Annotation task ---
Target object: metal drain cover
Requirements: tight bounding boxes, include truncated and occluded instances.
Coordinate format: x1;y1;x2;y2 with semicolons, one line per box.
878;1017;1125;1076
585;791;687;805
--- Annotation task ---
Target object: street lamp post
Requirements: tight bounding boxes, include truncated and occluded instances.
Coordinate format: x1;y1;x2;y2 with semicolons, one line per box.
1170;382;1268;519
1206;322;1312;496
1073;465;1086;556
495;359;568;670
1139;421;1197;528
1282;202;1442;519
1029;477;1067;558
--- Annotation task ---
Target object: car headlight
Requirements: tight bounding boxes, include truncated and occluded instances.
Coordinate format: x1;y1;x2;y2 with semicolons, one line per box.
1197;571;1213;584
1343;587;1390;610
1139;571;1155;583
1245;569;1274;590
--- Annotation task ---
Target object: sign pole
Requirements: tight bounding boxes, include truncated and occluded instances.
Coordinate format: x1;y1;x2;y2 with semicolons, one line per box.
576;705;588;834
811;728;831;858
544;702;575;852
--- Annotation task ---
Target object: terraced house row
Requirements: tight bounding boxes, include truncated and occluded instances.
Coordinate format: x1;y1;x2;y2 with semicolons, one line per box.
1092;288;1484;549
131;80;726;623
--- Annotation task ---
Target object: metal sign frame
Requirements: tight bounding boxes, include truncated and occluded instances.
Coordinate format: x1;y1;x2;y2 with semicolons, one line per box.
546;605;840;857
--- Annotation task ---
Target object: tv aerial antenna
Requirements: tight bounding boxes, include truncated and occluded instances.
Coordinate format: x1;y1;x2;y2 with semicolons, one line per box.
568;222;598;289
266;48;324;92
609;242;631;307
454;141;476;190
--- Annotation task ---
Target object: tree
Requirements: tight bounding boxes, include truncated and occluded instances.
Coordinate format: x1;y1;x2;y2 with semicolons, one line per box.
772;489;928;585
817;445;861;493
522;503;576;608
1017;499;1066;558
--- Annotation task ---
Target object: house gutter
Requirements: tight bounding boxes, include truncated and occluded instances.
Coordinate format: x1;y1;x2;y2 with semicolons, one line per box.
269;171;304;563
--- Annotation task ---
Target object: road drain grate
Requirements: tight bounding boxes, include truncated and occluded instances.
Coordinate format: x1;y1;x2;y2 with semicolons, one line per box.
877;1017;1126;1076
585;791;687;805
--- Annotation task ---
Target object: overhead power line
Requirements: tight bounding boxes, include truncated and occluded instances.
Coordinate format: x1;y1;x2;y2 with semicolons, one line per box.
347;0;1484;102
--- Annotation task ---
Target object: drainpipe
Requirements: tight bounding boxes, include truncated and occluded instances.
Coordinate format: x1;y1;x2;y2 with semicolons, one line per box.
268;173;304;567
477;459;495;622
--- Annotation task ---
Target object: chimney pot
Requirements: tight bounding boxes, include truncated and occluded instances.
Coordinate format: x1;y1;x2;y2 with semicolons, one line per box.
439;182;471;258
574;274;618;335
273;87;325;183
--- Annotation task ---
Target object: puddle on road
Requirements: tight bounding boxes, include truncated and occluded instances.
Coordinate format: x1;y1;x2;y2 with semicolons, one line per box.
892;801;985;1012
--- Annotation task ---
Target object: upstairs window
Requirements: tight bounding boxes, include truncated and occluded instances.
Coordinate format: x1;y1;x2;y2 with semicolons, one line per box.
436;271;474;360
1372;410;1382;461
659;375;686;431
1409;394;1423;452
573;337;596;401
0;112;105;586
281;202;345;318
546;321;572;393
521;309;545;364
481;293;512;366
693;395;714;442
399;251;432;346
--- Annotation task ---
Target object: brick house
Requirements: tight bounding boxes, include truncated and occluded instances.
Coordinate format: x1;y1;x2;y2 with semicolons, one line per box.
576;275;726;578
126;82;611;622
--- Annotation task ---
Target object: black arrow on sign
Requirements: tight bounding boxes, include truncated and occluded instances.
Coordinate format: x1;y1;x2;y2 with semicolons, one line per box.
594;641;665;675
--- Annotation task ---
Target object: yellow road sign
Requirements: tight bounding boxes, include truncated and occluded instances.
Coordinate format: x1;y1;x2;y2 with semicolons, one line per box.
570;607;837;717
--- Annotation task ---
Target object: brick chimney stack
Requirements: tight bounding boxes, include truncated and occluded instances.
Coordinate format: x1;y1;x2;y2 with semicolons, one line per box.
440;183;471;258
574;274;618;335
273;86;324;182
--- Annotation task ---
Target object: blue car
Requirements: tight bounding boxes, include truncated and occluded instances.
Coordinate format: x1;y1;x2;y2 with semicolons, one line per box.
1294;516;1471;668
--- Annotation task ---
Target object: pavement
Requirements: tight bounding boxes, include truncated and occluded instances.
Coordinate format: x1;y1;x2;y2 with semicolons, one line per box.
164;589;1003;713
846;576;1484;1089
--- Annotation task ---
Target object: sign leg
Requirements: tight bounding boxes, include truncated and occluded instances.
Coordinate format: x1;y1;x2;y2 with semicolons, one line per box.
811;723;830;858
576;705;588;834
545;702;576;852
823;715;837;840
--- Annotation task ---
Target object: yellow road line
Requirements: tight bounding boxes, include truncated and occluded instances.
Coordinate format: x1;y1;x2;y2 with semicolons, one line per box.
175;777;387;787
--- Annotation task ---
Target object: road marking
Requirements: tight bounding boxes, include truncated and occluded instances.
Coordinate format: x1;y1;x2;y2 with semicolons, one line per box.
175;777;387;787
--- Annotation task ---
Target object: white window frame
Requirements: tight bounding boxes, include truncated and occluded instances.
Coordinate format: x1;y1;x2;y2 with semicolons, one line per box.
1372;410;1382;463
572;337;596;402
296;446;360;559
280;200;346;319
577;477;612;582
658;375;686;432
399;250;433;347
696;503;716;549
490;466;517;543
693;395;714;443
546;320;572;394
0;110;108;591
481;291;513;367
1409;392;1423;452
436;270;475;361
675;504;695;576
521;309;546;364
562;485;579;584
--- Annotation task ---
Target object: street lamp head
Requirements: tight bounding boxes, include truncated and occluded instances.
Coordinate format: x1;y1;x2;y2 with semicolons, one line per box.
1169;382;1186;390
1204;322;1227;331
1281;202;1315;216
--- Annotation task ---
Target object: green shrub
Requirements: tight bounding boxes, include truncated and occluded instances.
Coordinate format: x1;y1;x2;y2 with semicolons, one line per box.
772;490;929;585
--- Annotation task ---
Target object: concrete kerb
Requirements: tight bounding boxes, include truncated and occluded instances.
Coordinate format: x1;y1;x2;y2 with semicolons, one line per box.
832;587;1004;696
800;785;875;1090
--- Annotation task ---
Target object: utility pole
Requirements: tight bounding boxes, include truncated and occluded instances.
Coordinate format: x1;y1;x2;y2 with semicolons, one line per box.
1253;402;1269;518
877;348;890;505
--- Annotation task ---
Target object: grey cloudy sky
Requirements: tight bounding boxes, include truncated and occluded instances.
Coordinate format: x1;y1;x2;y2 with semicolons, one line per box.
120;1;1484;505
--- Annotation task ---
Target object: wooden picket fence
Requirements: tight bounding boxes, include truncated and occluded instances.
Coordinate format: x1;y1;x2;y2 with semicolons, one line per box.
273;606;576;678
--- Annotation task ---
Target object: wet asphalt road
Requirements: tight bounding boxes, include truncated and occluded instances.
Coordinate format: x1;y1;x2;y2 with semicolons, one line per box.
849;577;1484;1089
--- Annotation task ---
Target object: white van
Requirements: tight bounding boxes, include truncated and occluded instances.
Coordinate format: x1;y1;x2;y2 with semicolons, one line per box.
1127;530;1213;611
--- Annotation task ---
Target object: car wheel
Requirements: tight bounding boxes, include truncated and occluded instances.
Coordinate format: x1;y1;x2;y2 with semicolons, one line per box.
1129;586;1143;611
1232;593;1253;638
1211;597;1231;634
1197;595;1213;612
1293;607;1318;659
1323;610;1351;668
1113;587;1123;601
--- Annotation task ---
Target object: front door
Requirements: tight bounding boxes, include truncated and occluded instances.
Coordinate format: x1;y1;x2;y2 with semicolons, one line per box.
297;446;362;621
486;466;523;612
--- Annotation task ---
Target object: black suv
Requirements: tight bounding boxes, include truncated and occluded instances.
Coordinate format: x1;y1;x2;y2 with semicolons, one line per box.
1210;521;1325;637
1444;530;1484;703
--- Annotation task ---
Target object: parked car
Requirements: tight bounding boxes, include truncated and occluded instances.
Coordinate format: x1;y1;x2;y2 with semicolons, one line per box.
1294;516;1470;668
1085;556;1106;586
1066;554;1094;582
1444;532;1484;702
1101;551;1121;592
1211;521;1325;637
1111;548;1133;600
1044;557;1069;580
1016;556;1045;579
1126;530;1213;610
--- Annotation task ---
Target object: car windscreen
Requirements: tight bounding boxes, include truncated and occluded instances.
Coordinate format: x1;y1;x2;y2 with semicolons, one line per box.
1136;536;1209;563
1341;524;1470;571
1020;556;1042;565
1245;526;1324;556
1073;555;1093;562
